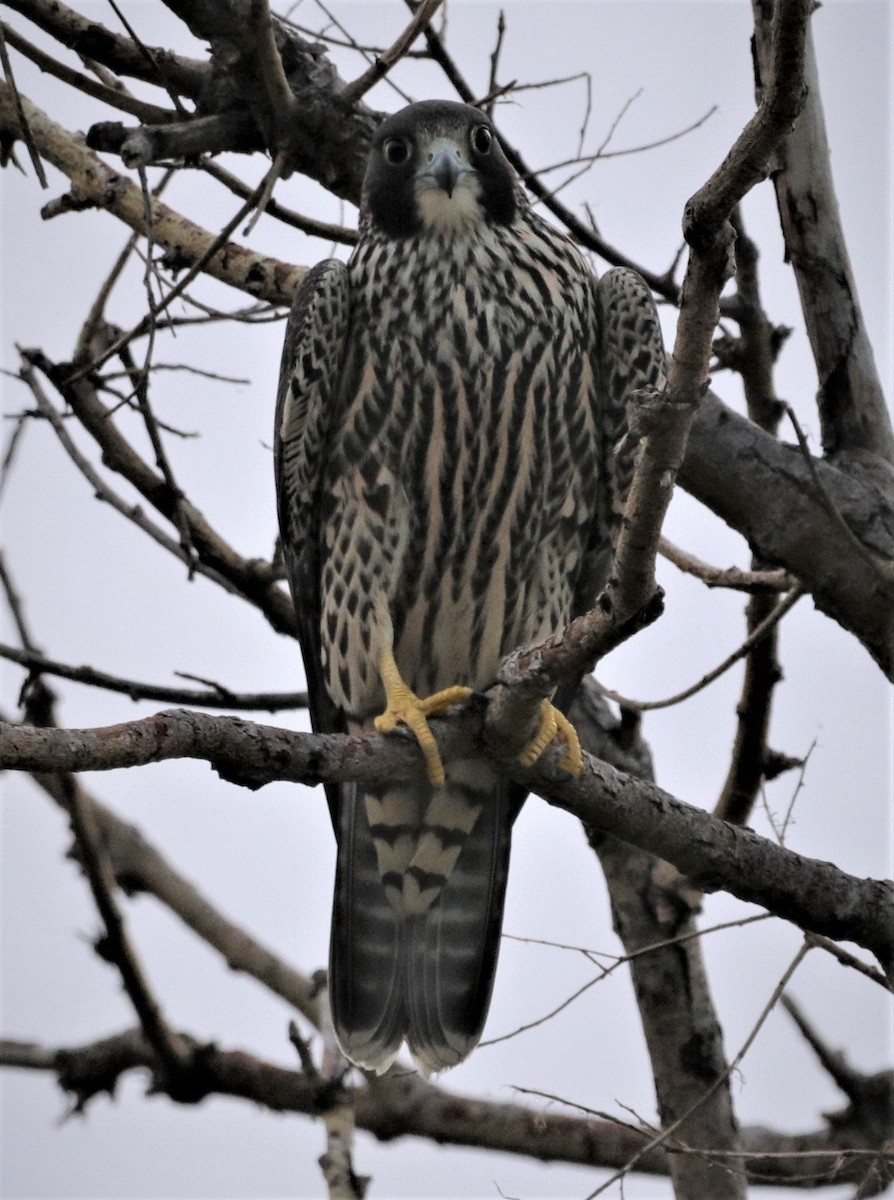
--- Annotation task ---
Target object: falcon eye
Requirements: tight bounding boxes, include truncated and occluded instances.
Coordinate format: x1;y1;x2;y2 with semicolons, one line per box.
470;125;493;155
383;137;412;165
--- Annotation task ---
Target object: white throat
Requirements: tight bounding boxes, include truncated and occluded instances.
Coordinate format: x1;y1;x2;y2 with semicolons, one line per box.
415;179;484;235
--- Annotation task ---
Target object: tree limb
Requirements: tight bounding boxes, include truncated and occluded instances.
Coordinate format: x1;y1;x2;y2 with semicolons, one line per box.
2;19;179;124
2;1028;889;1188
23;765;322;1028
5;0;207;97
680;391;894;677
1;709;890;970
0;84;304;307
752;0;894;465
0;642;307;711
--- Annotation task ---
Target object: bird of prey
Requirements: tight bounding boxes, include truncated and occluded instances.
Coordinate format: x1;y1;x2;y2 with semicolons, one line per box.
275;100;665;1074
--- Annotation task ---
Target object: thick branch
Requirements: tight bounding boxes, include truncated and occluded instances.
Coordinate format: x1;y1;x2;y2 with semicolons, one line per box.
3;1028;889;1188
159;0;380;200
87;111;263;167
0;85;304;307
573;686;745;1200
5;0;208;97
752;1;894;464
715;208;788;826
680;391;894;677
1;711;890;969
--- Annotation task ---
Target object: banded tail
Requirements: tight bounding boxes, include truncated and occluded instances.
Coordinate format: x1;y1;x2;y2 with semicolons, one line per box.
328;767;512;1073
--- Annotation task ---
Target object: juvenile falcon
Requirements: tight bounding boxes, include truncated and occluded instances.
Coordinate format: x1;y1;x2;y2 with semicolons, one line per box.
275;100;665;1073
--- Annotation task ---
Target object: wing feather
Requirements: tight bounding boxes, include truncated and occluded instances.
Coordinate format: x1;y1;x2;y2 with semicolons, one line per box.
274;258;351;760
274;262;408;1069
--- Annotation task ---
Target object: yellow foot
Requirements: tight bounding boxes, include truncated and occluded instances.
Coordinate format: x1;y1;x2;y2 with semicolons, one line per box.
373;647;472;787
518;700;583;776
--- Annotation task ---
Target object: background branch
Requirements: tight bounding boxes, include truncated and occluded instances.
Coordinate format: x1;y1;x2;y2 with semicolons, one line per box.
2;1027;888;1189
752;1;894;466
0;85;304;306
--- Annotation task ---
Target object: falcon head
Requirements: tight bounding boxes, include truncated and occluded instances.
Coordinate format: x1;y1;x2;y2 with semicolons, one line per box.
362;100;518;237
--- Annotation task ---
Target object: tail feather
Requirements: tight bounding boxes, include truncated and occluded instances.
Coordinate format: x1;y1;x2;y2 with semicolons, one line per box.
329;782;406;1072
329;772;512;1074
406;785;512;1073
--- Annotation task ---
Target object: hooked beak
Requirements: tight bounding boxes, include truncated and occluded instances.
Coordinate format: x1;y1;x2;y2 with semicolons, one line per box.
429;148;463;197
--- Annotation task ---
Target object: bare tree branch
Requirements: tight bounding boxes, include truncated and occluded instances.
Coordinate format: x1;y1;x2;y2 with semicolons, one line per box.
341;0;443;104
714;207;790;825
603;584;804;712
5;0;207;97
2;1027;888;1188
56;772;192;1083
0;642;306;711
0;84;304;306
20;348;297;636
0;20;47;185
658;537;795;594
680;390;894;677
1;709;890;970
752;0;894;465
2;19;177;124
21;764;322;1028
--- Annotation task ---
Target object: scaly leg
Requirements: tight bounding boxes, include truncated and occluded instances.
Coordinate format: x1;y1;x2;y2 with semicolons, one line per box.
374;645;472;787
518;699;583;776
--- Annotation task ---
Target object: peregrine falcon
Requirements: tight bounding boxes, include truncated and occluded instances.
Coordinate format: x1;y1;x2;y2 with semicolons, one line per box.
275;100;665;1073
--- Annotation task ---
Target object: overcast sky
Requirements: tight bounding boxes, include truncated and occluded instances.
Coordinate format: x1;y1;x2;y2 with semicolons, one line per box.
1;2;891;1198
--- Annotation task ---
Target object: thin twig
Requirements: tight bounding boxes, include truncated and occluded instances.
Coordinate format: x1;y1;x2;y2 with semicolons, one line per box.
786;405;894;583
530;103;718;176
201;159;357;243
594;86;643;156
659;536;795;594
310;0;412;104
407;2;679;300
0;20;47;186
584;942;812;1197
0;551;39;652
759;740;815;845
486;913;774;1049
0;643;307;711
484;8;506;118
243;147;286;237
103;0;187;115
604;585;805;712
781;993;867;1098
2;21;176;123
60;770;190;1080
66;169;277;384
14;357;240;596
0;411;30;502
16;754;322;1027
805;934;892;992
341;0;443;104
